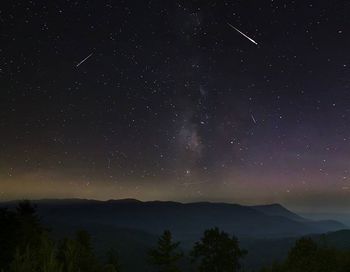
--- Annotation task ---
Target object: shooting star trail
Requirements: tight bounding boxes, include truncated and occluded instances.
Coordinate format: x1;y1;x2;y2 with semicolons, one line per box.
227;23;258;45
76;53;93;67
251;114;257;124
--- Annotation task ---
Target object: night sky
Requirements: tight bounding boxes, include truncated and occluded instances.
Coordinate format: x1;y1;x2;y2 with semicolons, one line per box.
1;0;350;212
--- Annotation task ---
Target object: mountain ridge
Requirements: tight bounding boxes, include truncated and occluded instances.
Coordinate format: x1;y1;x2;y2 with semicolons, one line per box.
0;198;346;239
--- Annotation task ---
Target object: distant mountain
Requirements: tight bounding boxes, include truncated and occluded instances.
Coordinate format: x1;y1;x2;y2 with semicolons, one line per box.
0;199;346;240
301;212;350;227
251;204;308;222
251;203;345;234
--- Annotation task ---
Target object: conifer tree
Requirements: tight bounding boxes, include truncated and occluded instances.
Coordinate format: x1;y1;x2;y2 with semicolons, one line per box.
149;230;183;272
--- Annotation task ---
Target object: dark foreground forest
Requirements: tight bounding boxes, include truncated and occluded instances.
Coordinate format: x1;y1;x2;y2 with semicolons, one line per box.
1;201;350;272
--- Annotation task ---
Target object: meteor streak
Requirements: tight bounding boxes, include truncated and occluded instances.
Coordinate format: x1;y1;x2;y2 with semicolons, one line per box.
227;23;258;45
76;53;94;67
251;114;257;124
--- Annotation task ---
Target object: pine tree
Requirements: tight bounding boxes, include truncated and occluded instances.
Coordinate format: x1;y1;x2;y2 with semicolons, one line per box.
10;246;35;272
0;208;18;269
16;200;44;250
104;248;121;272
191;227;247;272
149;230;183;272
58;230;99;272
37;234;63;272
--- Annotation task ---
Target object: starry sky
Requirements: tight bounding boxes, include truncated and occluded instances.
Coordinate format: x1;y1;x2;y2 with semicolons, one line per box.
1;0;350;212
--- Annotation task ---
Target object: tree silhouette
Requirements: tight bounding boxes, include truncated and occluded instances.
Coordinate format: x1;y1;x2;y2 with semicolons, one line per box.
10;234;63;272
261;237;350;272
103;248;121;272
149;230;183;272
191;227;247;272
0;201;44;270
285;237;340;272
11;246;35;272
75;230;99;272
286;237;318;270
58;230;99;272
16;200;44;250
37;234;63;272
0;201;125;272
0;208;18;269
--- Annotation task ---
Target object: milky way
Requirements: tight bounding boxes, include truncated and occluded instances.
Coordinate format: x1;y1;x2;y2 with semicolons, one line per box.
0;1;350;212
